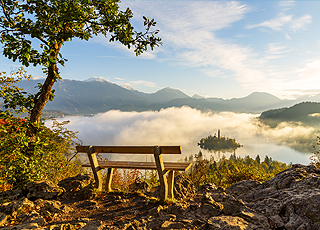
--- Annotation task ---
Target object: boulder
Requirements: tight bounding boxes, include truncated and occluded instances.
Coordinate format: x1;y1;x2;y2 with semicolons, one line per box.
0;212;7;226
0;190;23;202
0;222;42;230
173;174;195;199
200;183;217;192
129;178;149;192
76;200;99;210
58;174;94;192
226;180;262;196
0;198;34;215
166;202;187;215
34;199;72;214
75;183;96;200
26;181;64;200
206;216;250;230
229;164;320;229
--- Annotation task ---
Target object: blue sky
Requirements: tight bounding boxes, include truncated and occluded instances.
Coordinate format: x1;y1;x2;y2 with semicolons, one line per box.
1;0;320;99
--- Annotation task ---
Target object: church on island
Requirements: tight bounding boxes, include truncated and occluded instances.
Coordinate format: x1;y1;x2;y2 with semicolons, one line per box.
198;130;241;151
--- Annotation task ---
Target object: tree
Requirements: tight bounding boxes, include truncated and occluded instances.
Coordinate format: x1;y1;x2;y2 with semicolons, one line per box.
0;0;161;137
255;154;261;164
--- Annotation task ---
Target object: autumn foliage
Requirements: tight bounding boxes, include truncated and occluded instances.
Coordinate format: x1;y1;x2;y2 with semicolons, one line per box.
0;113;83;191
185;152;289;189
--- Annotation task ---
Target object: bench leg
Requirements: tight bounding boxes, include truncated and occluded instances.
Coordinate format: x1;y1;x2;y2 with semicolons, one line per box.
86;146;103;191
153;146;168;200
106;168;114;192
168;170;175;199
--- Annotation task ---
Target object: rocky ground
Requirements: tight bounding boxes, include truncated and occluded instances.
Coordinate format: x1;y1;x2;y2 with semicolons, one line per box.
0;164;320;230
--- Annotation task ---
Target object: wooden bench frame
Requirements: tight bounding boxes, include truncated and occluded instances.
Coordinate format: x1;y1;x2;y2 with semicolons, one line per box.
76;145;192;200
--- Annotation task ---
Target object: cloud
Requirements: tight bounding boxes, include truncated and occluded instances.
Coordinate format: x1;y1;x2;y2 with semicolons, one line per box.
89;1;315;99
264;43;293;60
278;1;296;10
246;14;311;32
267;43;291;55
125;1;305;95
84;76;109;82
32;75;46;80
290;15;312;32
246;15;293;31
130;80;157;88
46;107;315;164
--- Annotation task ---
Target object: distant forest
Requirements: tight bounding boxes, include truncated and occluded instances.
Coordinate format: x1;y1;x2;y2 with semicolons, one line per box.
259;102;320;127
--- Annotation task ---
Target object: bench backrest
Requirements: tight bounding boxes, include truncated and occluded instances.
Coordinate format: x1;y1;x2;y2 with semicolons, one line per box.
76;146;182;155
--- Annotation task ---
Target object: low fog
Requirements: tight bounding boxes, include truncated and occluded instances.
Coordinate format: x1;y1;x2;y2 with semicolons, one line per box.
46;106;317;164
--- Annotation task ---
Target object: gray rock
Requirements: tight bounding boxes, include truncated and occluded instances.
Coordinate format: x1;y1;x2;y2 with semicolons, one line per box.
0;212;7;226
200;183;217;192
34;199;72;214
79;220;104;230
160;221;191;229
58;174;94;192
159;214;176;222
237;209;270;229
201;203;222;217
166;203;187;215
0;198;34;215
222;199;245;215
47;223;71;230
206;216;250;230
226;180;262;196
75;183;95;200
0;190;22;202
269;215;285;228
129;178;149;192
226;164;320;229
148;206;164;217
173;175;195;199
76;200;99;210
26;181;64;200
0;222;43;230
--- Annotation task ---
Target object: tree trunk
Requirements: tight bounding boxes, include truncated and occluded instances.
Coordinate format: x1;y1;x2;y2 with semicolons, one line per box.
29;62;58;124
26;48;60;156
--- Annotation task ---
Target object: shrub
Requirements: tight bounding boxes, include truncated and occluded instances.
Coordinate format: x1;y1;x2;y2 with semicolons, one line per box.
185;153;288;189
0;113;83;190
103;168;142;192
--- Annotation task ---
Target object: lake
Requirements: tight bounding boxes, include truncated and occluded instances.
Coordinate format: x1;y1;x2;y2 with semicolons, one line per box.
46;107;317;165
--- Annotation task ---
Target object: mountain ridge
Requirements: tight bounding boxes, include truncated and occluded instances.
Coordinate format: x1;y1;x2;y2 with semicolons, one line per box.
9;78;320;115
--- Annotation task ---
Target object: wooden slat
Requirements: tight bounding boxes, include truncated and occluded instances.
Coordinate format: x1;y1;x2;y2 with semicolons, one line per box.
82;161;191;171
76;146;181;154
160;146;181;154
86;146;103;191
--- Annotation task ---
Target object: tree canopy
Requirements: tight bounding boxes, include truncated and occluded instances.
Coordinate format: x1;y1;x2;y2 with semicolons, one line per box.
0;0;161;124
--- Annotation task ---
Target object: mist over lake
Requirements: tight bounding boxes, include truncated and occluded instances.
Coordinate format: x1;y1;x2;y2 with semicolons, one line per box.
46;106;317;165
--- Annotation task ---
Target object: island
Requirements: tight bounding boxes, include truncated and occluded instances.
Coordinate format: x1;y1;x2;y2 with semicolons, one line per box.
198;130;242;152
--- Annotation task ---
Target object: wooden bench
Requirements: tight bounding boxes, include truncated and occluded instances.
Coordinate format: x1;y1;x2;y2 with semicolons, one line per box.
76;145;192;200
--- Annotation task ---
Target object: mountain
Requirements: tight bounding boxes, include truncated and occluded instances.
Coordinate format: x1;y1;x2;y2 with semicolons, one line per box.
15;79;152;114
132;87;190;104
259;101;320;127
206;92;289;113
11;78;320;115
224;92;286;113
192;94;205;99
149;98;234;112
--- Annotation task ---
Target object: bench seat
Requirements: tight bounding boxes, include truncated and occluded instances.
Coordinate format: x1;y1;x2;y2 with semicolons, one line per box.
77;145;191;200
82;161;191;171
